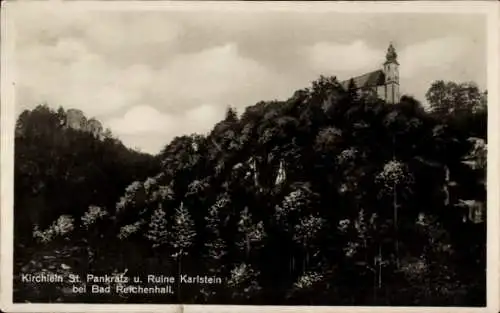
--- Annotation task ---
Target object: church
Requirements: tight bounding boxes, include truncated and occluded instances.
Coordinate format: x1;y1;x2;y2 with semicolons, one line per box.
340;43;400;104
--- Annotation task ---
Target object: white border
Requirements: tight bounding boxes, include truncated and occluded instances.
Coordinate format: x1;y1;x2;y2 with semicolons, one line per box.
1;1;498;313
486;3;500;312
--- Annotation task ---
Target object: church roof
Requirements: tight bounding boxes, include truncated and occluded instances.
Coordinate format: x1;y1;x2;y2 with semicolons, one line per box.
340;69;386;90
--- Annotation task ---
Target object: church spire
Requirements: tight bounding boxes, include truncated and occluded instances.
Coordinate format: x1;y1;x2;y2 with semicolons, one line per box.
383;42;400;104
385;43;398;65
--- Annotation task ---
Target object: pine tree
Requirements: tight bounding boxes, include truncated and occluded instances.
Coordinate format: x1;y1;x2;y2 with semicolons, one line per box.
145;208;169;249
170;202;196;258
204;200;228;271
169;202;196;300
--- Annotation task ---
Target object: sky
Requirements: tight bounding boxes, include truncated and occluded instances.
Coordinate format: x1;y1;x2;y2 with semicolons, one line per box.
12;7;487;155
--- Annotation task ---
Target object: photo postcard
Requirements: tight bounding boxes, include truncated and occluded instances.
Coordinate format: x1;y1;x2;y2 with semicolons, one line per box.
1;1;499;312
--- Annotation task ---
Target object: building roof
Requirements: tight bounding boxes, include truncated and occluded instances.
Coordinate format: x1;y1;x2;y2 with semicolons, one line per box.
340;69;386;90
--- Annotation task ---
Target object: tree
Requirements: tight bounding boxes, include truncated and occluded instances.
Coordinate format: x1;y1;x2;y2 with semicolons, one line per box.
426;80;483;116
288;271;324;304
376;160;414;268
169;202;196;299
33;215;75;244
80;205;109;268
347;79;360;103
227;263;261;301
292;215;324;273
225;106;239;123
204;198;229;272
236;207;266;260
145;208;169;249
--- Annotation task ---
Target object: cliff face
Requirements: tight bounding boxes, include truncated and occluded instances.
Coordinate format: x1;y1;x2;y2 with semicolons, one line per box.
65;109;103;139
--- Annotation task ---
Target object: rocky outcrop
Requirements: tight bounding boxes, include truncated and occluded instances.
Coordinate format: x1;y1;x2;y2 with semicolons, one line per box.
66;109;87;130
86;118;104;139
65;109;103;139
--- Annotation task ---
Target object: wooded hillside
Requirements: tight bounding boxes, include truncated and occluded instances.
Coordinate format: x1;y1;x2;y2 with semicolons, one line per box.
14;76;486;306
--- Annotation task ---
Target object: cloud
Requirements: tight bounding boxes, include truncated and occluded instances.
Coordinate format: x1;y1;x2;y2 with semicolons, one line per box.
149;43;279;110
183;104;224;133
14;9;182;118
304;36;472;81
82;13;181;49
106;104;226;154
399;36;470;79
119;133;171;155
106;105;175;135
305;40;382;76
397;36;480;104
107;104;224;135
12;9;485;154
16;33;279;114
13;8;181;54
16;37;154;117
15;18;283;154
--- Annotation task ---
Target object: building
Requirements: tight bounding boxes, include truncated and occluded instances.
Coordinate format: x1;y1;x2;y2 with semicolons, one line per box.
340;43;400;104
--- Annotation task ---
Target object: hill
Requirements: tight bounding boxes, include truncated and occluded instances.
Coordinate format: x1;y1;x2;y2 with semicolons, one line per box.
13;76;486;305
14;105;161;244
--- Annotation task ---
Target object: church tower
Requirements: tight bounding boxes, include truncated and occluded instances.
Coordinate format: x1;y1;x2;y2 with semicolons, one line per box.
383;43;400;104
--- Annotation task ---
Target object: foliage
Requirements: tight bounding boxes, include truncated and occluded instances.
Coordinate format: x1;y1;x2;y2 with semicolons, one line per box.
33;215;75;243
426;80;483;116
81;206;108;229
145;208;169;249
169;202;196;259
